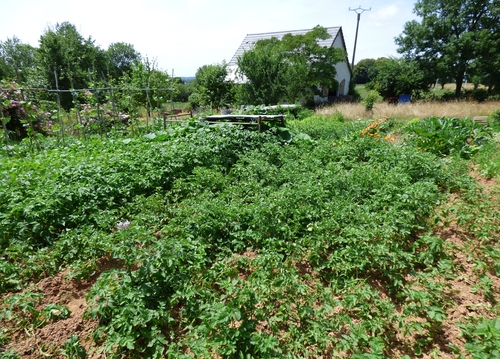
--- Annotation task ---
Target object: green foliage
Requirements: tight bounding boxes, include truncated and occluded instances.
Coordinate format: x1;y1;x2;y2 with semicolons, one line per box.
191;62;234;110
1;80;49;143
174;78;195;103
0;114;494;357
396;0;500;97
37;22;106;110
0;291;70;331
366;58;428;99
363;90;379;111
403;116;492;158
287;114;364;141
0;349;19;359
237;26;345;105
236;37;287;105
105;42;141;78
0;127;279;249
119;58;174;116
352;58;377;84
475;141;500;179
491;108;500;129
459;319;500;358
0;36;36;83
60;334;88;359
239;104;313;120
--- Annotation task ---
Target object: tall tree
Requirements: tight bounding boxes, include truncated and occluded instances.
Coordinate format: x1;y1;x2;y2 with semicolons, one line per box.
469;27;500;92
37;22;106;109
0;37;36;83
396;0;500;97
106;42;141;79
192;62;234;110
120;58;174;116
352;58;376;84
236;37;287;105
237;26;345;105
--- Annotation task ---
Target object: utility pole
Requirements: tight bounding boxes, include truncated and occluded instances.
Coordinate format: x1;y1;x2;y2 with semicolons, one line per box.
349;6;371;70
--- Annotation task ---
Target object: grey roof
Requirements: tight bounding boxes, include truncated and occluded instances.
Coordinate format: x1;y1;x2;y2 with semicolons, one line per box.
228;26;343;66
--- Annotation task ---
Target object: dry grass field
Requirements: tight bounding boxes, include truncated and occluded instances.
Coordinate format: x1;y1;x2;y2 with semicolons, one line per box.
317;101;500;121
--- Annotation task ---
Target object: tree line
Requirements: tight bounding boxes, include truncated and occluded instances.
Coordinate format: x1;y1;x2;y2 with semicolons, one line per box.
353;0;500;100
1;23;346;115
0;22;188;113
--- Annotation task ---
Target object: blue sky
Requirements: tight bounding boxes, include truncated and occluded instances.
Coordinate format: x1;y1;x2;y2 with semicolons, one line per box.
1;0;418;76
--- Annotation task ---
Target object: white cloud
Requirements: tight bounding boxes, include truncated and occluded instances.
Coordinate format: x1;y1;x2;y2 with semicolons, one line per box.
376;4;399;20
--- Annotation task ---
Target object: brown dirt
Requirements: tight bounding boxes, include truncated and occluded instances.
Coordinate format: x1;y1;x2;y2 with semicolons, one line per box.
2;258;123;358
420;170;500;358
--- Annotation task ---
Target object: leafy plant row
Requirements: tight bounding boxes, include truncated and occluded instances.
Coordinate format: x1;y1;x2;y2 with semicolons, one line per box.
0;124;279;249
1;116;498;358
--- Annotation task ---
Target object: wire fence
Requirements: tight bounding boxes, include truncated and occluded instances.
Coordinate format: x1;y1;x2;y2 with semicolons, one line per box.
1;82;185;149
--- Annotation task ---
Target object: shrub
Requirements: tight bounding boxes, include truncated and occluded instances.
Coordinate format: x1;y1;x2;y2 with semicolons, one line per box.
403;116;492;158
1;81;50;141
490;108;500;126
363;90;379;111
464;88;489;103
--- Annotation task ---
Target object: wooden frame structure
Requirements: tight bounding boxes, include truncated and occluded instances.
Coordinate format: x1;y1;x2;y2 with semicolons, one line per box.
162;111;193;129
163;113;285;132
199;115;285;132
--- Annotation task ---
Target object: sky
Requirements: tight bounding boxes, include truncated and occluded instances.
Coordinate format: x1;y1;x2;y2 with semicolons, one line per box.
1;0;418;77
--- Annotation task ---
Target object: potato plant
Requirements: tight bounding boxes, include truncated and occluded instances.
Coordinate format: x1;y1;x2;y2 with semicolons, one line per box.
0;117;498;358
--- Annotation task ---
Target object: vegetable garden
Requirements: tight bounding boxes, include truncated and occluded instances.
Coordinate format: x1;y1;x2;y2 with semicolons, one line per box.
1;106;500;358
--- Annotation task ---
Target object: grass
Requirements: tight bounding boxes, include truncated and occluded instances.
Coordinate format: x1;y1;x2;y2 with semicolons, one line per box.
318;100;500;121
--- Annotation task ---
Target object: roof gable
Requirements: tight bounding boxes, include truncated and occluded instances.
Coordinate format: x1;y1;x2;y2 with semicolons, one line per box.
228;26;344;66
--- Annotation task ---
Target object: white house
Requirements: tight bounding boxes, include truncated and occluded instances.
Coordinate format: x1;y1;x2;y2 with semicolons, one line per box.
227;26;352;103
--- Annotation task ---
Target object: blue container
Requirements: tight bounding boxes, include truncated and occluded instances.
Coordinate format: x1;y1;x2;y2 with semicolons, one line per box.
399;94;411;104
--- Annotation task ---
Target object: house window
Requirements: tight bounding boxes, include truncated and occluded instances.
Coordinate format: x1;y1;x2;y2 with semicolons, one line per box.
339;80;345;96
322;86;329;97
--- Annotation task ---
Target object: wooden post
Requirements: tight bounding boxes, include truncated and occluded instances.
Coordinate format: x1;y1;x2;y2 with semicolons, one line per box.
54;69;64;144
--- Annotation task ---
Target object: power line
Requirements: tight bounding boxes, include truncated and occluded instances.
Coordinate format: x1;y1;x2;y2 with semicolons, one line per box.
349;6;371;70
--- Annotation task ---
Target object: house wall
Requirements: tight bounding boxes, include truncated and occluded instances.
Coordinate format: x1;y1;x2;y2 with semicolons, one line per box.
314;34;351;103
333;34;351;96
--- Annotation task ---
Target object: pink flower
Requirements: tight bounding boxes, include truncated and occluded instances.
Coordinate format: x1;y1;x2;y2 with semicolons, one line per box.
117;220;130;230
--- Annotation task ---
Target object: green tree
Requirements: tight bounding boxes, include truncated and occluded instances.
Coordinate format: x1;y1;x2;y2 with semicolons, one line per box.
106;42;141;79
120;58;174;116
396;0;500;97
191;62;234;110
0;37;37;83
237;26;345;105
236;37;286;105
366;57;429;99
174;78;195;103
37;22;106;110
469;28;500;93
353;58;376;84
